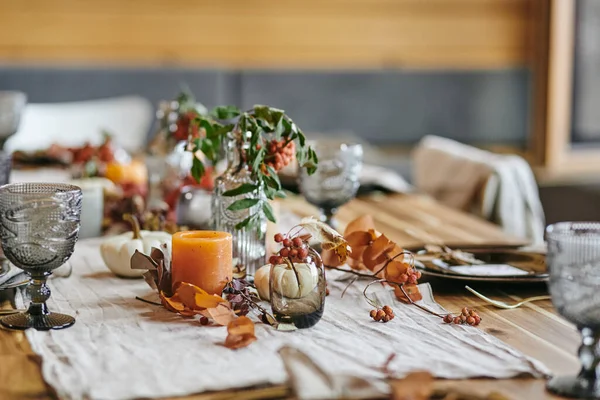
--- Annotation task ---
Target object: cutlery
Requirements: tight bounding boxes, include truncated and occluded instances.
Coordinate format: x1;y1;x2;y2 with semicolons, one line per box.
465;286;551;309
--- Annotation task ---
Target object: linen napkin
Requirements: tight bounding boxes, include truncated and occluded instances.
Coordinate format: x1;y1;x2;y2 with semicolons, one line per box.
412;136;545;244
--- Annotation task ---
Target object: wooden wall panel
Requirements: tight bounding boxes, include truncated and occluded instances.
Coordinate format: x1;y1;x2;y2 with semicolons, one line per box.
0;0;531;69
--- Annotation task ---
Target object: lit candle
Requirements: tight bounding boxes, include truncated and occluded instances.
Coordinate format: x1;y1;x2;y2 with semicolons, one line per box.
171;231;233;295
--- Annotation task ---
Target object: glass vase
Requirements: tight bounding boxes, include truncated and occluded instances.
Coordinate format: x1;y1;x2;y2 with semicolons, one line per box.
269;248;326;329
213;133;266;280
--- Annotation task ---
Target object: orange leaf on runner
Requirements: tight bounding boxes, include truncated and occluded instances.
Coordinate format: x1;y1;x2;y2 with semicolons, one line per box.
207;303;236;326
224;316;257;349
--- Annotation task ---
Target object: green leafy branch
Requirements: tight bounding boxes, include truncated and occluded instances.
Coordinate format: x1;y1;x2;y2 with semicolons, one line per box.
188;104;318;230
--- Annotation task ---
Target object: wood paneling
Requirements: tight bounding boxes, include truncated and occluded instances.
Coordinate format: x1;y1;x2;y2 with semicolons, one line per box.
0;0;531;68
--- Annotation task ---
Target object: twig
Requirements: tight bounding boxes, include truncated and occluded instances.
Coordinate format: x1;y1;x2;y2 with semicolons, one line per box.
340;276;359;298
327;266;376;278
135;296;162;306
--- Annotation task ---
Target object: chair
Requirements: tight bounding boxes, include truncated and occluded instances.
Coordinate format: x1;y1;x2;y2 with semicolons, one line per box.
5;96;154;154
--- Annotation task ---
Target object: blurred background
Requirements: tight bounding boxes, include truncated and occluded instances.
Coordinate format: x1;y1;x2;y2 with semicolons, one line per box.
0;0;598;224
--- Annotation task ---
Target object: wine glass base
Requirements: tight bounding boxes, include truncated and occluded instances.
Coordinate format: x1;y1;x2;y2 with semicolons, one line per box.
547;375;600;399
0;311;75;330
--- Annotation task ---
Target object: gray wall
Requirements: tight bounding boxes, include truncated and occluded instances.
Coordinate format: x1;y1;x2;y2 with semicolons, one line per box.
0;67;530;146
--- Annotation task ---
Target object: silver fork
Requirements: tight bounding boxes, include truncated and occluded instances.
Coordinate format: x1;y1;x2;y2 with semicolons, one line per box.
465;286;551;309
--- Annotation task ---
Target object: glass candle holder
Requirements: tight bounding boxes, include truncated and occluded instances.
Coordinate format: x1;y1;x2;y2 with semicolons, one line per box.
270;248;326;329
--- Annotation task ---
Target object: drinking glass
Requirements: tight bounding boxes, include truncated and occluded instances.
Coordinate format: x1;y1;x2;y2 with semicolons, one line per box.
0;151;12;186
546;222;600;398
0;183;82;330
298;141;363;230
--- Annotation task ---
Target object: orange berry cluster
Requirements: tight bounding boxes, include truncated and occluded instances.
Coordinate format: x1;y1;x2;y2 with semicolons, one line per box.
385;261;422;285
269;233;309;265
370;305;395;323
264;139;295;172
443;307;481;326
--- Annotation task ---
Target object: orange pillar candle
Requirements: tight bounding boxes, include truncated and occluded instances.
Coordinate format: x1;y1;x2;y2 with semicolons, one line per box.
171;231;233;295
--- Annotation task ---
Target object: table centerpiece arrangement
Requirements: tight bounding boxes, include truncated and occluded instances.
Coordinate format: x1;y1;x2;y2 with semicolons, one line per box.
186;104;318;279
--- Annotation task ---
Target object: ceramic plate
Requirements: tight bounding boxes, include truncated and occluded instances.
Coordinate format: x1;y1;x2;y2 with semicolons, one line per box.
414;249;549;283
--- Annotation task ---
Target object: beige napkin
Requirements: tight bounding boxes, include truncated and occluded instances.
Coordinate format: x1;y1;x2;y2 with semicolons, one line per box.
412;136;545;244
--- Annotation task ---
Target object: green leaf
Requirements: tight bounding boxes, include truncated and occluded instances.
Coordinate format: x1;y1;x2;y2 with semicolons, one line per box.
191;158;205;183
274;190;287;199
227;198;260;211
235;215;254;230
298;131;306;147
274;117;285;139
262;202;276;223
264;165;281;190
252;147;266;174
253;105;270;121
222;183;258;197
211;105;240;120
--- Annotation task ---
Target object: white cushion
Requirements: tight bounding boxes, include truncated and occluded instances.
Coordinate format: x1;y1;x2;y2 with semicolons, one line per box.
5;96;153;153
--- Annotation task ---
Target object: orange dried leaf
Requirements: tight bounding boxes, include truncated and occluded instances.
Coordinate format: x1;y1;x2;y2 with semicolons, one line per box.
160;292;185;313
390;371;434;400
346;231;373;248
393;284;423;303
175;282;205;309
194;292;227;309
321;248;343;267
344;215;376;236
224;316;257;349
385;261;409;280
207;303;236;326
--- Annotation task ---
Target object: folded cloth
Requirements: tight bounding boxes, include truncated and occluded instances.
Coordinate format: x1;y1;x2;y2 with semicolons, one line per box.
412;136;545;245
360;164;412;193
0;263;23;286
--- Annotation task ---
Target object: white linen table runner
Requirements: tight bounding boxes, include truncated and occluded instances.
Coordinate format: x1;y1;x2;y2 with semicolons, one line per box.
18;239;550;400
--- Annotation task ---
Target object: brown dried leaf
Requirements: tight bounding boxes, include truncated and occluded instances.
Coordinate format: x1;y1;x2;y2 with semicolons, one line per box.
390;371;434;400
174;282;205;310
224;316;257;349
131;250;158;270
346;231;373;248
363;234;396;271
207;303;236;326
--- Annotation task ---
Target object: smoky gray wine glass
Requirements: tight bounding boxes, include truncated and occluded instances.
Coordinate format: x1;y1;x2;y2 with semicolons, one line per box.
298;142;363;230
546;222;600;398
0;183;82;330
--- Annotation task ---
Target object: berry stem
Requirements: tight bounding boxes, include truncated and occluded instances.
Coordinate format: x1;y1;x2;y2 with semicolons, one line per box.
393;283;446;318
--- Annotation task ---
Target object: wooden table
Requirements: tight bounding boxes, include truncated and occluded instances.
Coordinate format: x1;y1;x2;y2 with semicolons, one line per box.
0;194;579;399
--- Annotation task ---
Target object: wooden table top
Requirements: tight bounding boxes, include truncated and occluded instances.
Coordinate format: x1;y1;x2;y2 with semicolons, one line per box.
0;194;578;400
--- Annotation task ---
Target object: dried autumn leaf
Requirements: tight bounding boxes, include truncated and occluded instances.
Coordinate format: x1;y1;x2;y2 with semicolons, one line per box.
175;282;205;309
390;371;434;400
299;217;350;264
194;291;227;309
394;284;423;303
206;303;236;326
384;261;410;281
224;316;257;349
362;234;396;271
343;214;376;236
160;292;185;313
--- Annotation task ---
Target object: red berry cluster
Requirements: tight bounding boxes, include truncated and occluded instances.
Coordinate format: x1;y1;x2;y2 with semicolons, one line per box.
269;233;309;265
263;139;295;172
370;305;395;323
443;307;481;326
173;111;200;141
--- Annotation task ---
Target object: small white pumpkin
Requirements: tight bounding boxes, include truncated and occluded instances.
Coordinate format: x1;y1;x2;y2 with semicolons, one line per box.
100;214;172;278
254;263;319;300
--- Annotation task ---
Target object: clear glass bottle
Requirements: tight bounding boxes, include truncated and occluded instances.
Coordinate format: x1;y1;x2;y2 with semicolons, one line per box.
269;248;326;329
213;132;266;280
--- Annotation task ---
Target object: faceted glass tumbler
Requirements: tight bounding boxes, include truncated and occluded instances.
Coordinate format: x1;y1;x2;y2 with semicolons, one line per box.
0;151;11;186
0;183;82;330
546;222;600;398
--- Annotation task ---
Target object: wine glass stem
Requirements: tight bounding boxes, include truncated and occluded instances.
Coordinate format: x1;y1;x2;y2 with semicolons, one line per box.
320;207;338;230
577;327;600;383
26;272;52;316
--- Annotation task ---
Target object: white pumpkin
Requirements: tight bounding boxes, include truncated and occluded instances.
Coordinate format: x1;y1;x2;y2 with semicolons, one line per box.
255;263;319;300
100;214;172;278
